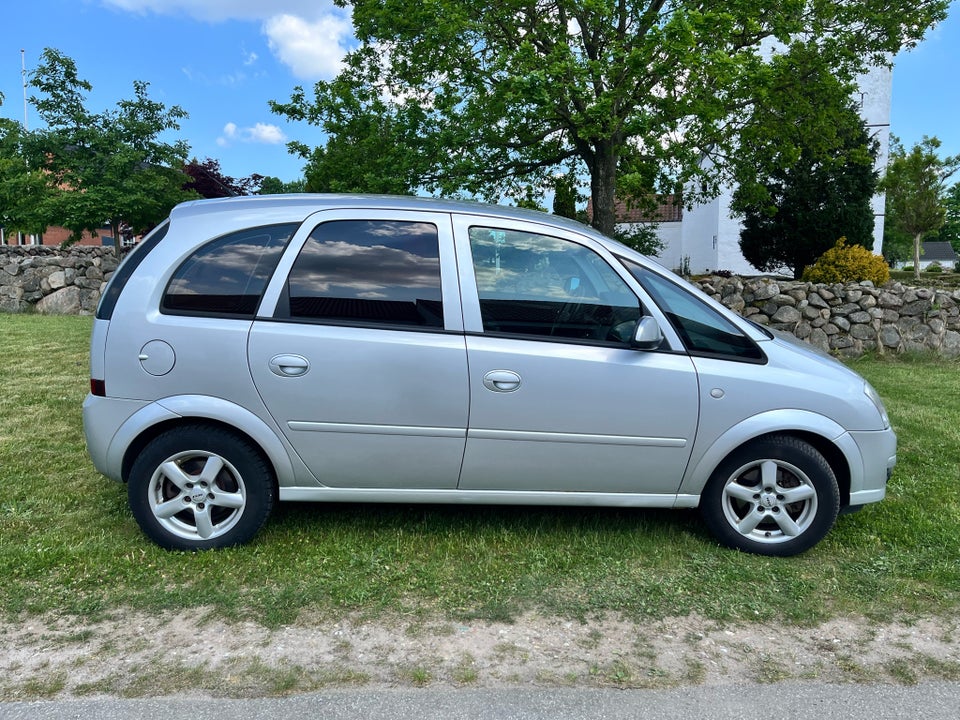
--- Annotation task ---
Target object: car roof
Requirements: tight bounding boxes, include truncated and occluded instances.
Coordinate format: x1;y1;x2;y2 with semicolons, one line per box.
169;193;601;237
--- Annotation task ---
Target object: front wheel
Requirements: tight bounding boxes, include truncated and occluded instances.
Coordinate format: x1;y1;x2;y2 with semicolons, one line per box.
700;436;840;556
128;425;275;550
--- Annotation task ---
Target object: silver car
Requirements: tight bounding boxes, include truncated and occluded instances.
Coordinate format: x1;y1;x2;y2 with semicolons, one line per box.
83;195;896;555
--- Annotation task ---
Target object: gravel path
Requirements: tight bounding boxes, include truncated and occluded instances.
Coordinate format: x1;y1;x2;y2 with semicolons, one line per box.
2;611;958;699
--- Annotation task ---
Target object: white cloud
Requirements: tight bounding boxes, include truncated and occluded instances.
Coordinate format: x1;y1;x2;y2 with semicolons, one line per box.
264;13;352;80
248;123;287;144
102;1;353;81
217;122;287;147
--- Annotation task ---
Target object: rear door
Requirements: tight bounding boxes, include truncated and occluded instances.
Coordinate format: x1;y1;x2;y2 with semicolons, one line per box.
249;209;469;489
454;216;701;495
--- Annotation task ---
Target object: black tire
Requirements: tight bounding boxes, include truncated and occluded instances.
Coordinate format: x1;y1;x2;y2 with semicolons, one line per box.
700;435;840;557
128;424;275;550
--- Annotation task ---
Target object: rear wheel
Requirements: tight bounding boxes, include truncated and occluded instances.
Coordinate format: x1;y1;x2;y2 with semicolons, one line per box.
700;436;840;556
128;425;274;550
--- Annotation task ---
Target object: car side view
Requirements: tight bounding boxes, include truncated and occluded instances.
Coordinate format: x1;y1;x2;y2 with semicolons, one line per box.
83;195;896;555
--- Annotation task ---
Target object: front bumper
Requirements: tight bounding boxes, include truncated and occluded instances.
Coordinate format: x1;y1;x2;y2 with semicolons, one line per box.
847;427;897;506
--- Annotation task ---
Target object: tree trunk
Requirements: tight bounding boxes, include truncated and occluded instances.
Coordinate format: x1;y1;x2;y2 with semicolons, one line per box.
589;143;619;237
913;232;923;282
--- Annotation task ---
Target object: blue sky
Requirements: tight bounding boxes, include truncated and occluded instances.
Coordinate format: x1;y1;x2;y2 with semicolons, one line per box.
2;0;958;185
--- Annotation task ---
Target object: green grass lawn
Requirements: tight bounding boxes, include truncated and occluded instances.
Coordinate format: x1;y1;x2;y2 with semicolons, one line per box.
1;314;958;627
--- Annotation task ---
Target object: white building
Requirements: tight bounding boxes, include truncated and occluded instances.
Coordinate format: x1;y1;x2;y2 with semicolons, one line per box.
648;65;892;275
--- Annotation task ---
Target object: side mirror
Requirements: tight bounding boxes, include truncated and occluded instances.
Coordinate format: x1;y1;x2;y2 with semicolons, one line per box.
631;316;664;350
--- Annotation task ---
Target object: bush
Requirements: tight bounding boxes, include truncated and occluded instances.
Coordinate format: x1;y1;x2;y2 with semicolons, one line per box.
902;265;915;272
925;262;944;273
802;237;890;285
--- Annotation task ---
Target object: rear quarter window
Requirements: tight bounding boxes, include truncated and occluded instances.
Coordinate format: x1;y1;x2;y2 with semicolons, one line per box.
96;222;169;321
162;223;298;318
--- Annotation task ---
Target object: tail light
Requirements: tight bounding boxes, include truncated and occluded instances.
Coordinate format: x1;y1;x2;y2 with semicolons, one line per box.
91;379;106;397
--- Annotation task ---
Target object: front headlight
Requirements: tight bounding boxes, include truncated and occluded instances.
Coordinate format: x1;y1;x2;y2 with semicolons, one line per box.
864;382;890;428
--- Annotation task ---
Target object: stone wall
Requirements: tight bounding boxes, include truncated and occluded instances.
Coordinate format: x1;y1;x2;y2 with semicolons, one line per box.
1;246;118;315
694;275;960;358
3;246;959;358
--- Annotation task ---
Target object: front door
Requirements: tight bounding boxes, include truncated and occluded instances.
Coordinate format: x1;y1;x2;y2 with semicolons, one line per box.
454;219;700;494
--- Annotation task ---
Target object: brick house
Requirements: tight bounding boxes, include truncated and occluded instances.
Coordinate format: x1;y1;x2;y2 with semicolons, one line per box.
1;225;119;247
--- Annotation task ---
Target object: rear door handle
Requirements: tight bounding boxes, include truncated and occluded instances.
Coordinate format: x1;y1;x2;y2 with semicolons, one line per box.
269;354;310;377
482;370;521;392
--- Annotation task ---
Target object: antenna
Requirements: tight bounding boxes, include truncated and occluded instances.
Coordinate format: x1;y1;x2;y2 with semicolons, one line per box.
21;49;28;129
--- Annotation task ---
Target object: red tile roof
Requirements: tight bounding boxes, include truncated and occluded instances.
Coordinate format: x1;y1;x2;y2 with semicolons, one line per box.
585;194;683;224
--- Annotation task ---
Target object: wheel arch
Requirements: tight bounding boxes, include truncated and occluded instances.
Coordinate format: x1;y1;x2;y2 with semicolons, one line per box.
110;396;299;490
681;409;860;507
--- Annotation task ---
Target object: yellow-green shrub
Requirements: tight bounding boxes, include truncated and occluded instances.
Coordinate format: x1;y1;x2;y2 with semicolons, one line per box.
802;238;890;285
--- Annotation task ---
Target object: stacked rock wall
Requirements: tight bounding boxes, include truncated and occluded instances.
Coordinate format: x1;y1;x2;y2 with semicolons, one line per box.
694;276;960;358
1;246;118;315
3;246;959;358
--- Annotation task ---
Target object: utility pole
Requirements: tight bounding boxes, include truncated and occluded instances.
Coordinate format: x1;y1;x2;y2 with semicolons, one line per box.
21;49;29;130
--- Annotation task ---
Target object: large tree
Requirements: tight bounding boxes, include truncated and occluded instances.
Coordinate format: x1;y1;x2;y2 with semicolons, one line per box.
271;0;948;236
881;136;960;280
731;51;879;279
25;48;195;244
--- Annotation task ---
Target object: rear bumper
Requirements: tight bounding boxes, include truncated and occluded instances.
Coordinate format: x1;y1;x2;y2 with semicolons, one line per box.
82;394;151;482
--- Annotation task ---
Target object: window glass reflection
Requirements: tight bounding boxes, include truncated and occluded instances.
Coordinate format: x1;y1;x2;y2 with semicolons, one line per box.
163;223;297;317
287;220;444;328
469;227;640;343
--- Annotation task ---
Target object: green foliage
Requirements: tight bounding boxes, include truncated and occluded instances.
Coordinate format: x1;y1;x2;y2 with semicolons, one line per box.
925;262;944;273
801;237;890;285
934;182;960;253
612;224;666;256
551;172;580;220
881;136;960;281
0;118;51;236
258;176;307;195
22;48;195;243
271;1;948;236
273;78;430;195
732;57;879;280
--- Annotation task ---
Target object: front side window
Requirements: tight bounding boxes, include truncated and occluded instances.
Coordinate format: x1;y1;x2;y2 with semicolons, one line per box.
623;260;764;361
162;223;297;318
469;227;641;343
282;220;444;328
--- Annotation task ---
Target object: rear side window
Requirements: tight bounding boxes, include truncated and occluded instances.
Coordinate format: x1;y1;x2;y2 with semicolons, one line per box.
162;223;298;318
279;219;444;328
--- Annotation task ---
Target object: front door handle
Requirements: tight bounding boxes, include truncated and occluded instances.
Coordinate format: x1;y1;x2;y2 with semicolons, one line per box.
483;370;521;392
269;354;310;377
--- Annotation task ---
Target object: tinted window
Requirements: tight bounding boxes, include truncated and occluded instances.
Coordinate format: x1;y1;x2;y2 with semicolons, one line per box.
96;222;169;320
469;227;641;343
162;223;297;317
283;220;444;328
623;260;764;361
